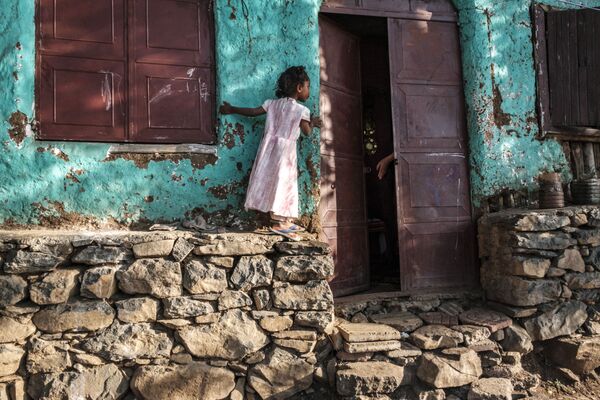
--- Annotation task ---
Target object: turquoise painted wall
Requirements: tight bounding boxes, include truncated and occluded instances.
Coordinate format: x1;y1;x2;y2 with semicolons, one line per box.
1;0;598;225
453;0;600;206
0;0;321;227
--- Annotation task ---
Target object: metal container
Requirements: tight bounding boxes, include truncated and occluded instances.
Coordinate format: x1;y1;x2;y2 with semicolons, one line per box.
538;173;564;209
571;179;600;205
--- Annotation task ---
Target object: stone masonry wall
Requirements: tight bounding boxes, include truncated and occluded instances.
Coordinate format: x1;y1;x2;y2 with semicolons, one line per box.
0;231;335;400
479;207;600;374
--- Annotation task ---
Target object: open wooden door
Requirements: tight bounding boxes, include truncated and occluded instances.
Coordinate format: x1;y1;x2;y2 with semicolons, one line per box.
319;16;369;297
388;18;477;292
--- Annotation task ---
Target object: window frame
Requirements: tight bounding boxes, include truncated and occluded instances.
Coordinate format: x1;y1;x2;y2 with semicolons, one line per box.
533;4;600;142
35;0;217;145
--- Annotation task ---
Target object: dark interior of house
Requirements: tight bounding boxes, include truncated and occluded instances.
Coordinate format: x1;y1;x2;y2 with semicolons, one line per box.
324;14;400;288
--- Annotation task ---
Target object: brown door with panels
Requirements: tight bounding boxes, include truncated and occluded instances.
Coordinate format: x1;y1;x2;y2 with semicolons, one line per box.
388;18;477;291
319;16;370;297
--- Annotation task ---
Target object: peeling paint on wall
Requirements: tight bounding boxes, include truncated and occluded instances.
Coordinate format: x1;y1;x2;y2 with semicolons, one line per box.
4;0;587;225
452;0;600;207
0;0;321;227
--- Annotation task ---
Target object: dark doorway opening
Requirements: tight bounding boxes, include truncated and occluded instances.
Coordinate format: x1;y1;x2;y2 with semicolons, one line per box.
320;1;478;298
319;14;400;295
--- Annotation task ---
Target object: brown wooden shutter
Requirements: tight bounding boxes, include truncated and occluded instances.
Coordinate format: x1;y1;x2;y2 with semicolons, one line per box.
547;9;600;128
130;0;215;143
38;0;127;141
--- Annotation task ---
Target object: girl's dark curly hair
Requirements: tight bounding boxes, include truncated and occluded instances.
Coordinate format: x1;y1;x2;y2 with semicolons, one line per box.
275;66;309;98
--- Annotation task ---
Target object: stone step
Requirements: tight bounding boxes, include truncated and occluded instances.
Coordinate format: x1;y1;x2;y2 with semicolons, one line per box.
338;323;401;343
343;340;402;354
369;311;423;332
336;361;408;396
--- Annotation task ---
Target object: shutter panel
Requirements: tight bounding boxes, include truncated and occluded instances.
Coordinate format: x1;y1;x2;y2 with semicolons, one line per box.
38;0;126;141
130;0;215;143
579;9;600;127
547;9;600;128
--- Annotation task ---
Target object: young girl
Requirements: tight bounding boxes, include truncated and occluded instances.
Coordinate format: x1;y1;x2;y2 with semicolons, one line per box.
219;66;321;239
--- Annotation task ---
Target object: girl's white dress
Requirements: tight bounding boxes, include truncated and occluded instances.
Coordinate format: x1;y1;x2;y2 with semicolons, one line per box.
244;97;310;218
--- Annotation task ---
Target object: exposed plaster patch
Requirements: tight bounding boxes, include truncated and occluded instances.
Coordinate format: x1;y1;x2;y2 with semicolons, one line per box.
103;153;217;169
64;172;81;184
50;147;69;162
223;132;235;149
233;122;245;143
7;111;28;145
227;0;237;19
30;201;124;229
491;65;512;128
208;185;230;200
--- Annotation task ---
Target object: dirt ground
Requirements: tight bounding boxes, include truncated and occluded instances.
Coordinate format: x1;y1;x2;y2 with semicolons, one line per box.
529;377;600;400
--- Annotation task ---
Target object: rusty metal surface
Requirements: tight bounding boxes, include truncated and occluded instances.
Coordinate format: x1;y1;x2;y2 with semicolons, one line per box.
388;17;477;292
319;16;370;296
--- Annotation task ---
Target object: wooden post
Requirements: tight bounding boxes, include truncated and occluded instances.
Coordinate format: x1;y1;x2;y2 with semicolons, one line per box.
584;142;597;178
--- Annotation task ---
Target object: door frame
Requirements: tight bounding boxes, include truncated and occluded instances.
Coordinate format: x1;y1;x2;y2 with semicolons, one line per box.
319;0;479;296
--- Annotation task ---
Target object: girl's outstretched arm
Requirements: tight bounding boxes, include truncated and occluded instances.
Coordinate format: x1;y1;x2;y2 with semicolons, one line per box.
219;101;266;117
300;116;322;135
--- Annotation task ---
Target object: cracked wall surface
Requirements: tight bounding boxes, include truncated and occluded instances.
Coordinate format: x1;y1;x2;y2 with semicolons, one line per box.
2;0;597;226
0;0;321;227
452;0;600;206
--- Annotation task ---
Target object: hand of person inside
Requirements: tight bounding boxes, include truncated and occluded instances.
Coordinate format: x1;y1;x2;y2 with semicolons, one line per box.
376;153;395;180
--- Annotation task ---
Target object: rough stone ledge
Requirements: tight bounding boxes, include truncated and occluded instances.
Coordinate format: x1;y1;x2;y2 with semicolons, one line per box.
0;229;335;400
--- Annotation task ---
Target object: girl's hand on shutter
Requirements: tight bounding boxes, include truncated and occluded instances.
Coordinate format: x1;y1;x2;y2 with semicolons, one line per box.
219;101;233;114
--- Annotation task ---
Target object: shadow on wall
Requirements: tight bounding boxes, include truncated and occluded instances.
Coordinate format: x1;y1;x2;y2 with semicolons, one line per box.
451;0;582;207
0;0;322;228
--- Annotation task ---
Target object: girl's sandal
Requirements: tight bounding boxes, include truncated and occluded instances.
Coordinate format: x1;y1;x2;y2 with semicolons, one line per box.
287;224;305;232
254;227;273;235
269;227;302;241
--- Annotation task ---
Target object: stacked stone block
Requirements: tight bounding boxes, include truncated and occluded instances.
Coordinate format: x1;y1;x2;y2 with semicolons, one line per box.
331;301;523;399
0;231;335;400
479;207;600;377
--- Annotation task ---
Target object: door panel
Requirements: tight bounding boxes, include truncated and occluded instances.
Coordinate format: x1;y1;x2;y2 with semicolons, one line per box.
39;0;125;60
39;55;126;141
388;17;477;292
134;0;212;66
320;154;367;227
319;16;369;296
388;18;461;84
396;153;471;223
400;221;476;290
320;86;364;158
391;84;466;150
130;64;213;143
